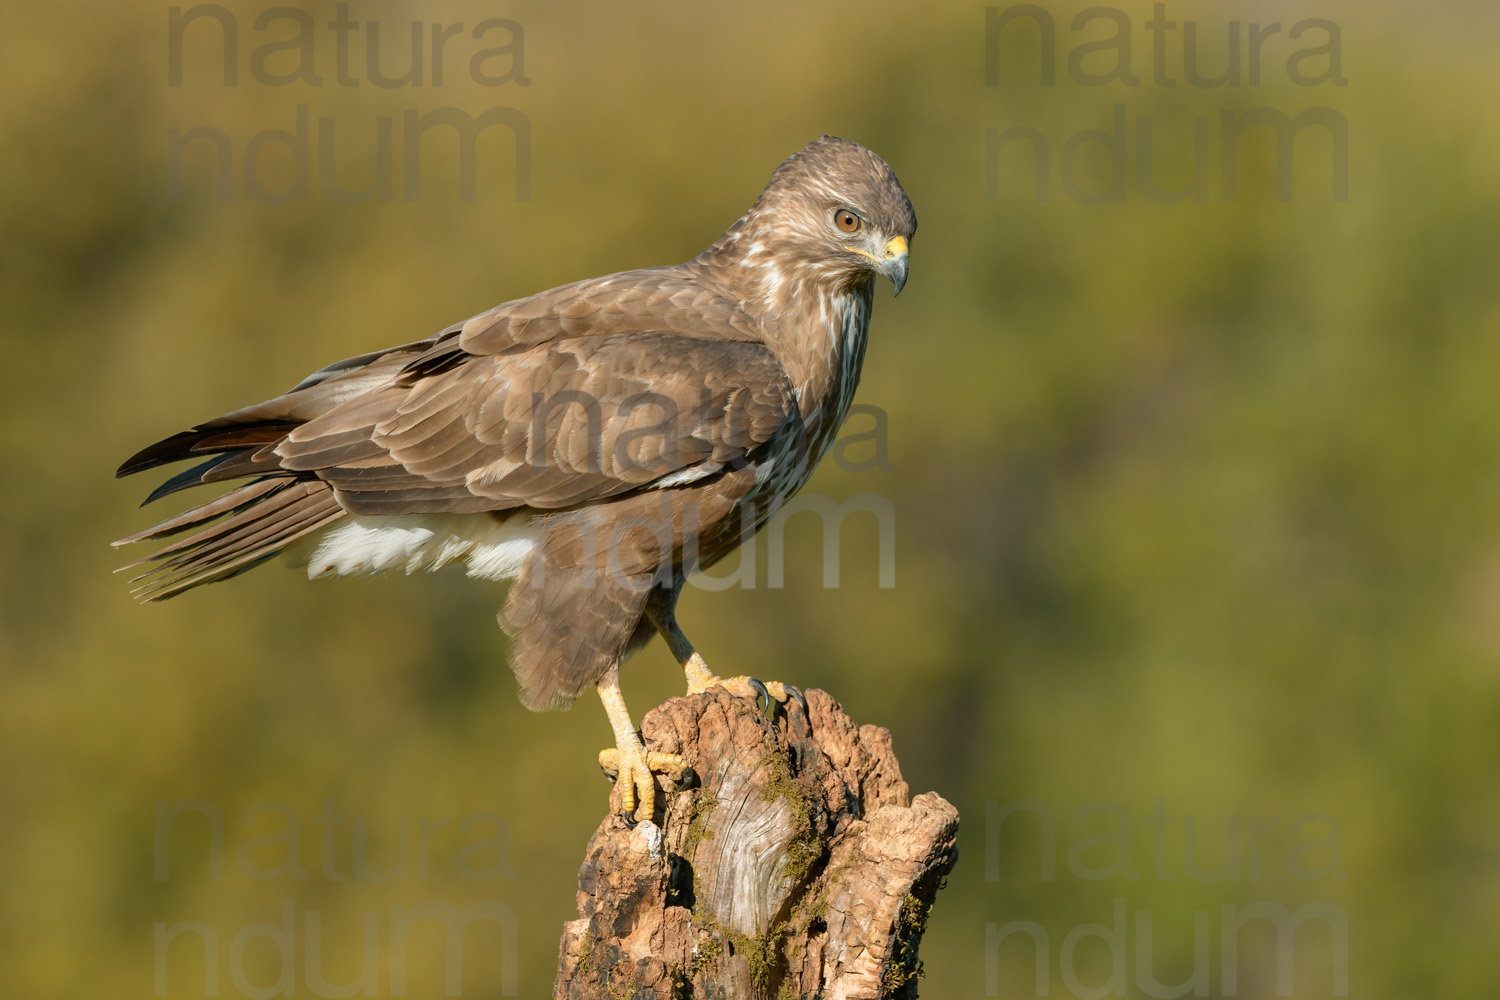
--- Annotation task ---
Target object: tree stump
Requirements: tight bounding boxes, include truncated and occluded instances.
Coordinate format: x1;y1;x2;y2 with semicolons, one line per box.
554;687;960;999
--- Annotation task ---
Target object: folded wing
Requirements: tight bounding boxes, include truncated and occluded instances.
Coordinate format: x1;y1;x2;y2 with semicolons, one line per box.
115;268;797;601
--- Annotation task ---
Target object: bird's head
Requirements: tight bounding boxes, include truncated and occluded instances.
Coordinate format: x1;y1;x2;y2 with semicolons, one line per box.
715;136;917;297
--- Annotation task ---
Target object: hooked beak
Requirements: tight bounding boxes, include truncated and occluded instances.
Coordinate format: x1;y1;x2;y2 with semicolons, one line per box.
878;236;909;296
845;235;911;296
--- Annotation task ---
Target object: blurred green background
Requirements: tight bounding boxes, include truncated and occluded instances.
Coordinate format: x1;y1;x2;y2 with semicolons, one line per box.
2;0;1497;995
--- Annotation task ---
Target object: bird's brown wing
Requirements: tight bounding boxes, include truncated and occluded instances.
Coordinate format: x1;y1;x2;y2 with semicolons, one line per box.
442;268;766;357
115;268;796;603
276;330;796;515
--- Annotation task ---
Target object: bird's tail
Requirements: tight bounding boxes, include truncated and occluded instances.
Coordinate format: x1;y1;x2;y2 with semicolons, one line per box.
113;473;346;603
113;415;347;602
111;336;442;600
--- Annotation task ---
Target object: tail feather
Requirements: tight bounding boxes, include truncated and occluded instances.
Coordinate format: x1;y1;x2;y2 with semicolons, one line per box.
124;480;345;602
141;483;335;576
120;478;309;572
113;478;283;546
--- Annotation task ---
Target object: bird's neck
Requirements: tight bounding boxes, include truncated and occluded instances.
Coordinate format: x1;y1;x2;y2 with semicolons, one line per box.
693;235;875;423
767;272;875;433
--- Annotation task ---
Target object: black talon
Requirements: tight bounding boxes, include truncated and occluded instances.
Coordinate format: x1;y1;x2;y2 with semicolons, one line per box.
676;766;700;790
746;677;771;716
600;764;617;781
623;811;638;830
787;685;808;716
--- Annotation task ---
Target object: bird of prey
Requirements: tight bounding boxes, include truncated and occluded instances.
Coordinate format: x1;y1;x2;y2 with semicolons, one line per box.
115;135;915;825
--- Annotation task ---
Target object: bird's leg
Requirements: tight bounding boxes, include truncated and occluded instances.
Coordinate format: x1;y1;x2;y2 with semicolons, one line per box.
595;662;684;825
649;606;807;715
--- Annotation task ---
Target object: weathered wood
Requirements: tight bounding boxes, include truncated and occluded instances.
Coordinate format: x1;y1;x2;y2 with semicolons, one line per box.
554;688;959;999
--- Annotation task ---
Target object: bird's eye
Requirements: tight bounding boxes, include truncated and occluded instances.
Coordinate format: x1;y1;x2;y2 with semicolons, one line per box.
834;209;862;233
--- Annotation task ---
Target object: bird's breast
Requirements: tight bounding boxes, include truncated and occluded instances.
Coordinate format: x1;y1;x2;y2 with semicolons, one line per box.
747;284;874;515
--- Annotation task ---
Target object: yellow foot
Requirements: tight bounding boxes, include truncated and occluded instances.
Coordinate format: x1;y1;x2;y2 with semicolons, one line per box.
682;655;808;716
598;738;686;825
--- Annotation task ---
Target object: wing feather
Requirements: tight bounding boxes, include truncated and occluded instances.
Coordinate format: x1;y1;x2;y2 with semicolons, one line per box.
282;331;795;513
116;265;798;596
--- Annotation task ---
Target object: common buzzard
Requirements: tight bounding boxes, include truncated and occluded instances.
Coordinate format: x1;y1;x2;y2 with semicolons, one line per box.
115;136;916;825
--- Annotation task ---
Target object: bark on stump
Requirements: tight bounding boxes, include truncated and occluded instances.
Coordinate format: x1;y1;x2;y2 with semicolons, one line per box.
554;688;960;999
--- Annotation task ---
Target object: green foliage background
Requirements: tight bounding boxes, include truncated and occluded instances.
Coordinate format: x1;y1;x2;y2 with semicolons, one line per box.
2;0;1496;995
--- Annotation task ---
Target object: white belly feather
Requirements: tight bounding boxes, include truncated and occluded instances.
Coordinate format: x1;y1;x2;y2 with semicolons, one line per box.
287;513;535;582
